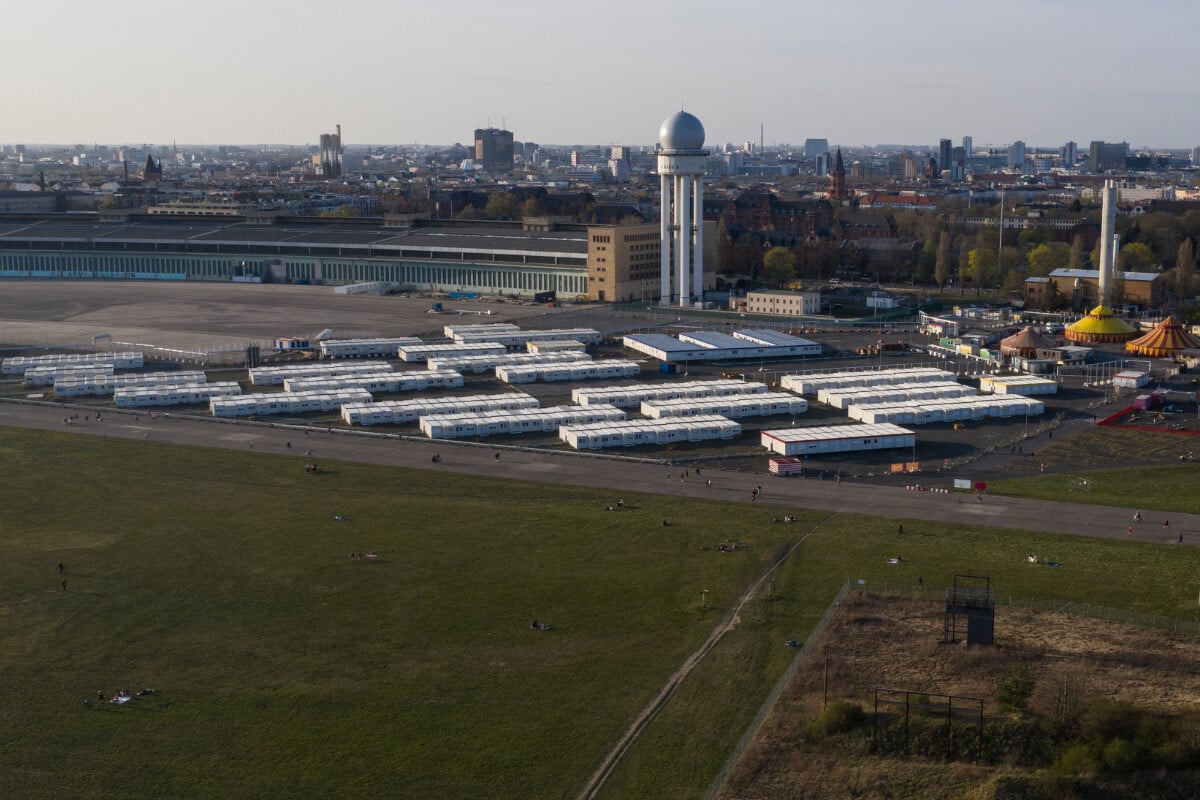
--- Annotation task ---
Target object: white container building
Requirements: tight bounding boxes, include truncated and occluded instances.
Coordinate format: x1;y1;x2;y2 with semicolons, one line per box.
818;381;972;410
847;395;1043;425
426;351;588;374
452;328;603;347
397;342;507;362
641;393;808;419
318;338;423;359
210;388;372;418
25;364;115;386
527;339;587;354
623;330;819;363
3;351;143;375
561;415;742;450
249;361;394;386
420;405;625;439
284;370;463;394
572;378;768;408
978;375;1058;396
341;392;539;426
781;367;952;396
497;360;639;384
115;382;241;408
761;423;916;455
442;323;522;339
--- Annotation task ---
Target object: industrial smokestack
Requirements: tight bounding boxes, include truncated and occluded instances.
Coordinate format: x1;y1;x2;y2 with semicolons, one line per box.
1098;180;1117;307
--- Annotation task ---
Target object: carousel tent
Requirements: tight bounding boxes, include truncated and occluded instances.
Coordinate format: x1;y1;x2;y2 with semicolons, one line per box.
1064;305;1137;343
999;326;1057;357
1125;318;1200;357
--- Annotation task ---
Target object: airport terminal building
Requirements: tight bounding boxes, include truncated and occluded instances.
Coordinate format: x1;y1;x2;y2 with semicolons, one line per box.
0;213;714;303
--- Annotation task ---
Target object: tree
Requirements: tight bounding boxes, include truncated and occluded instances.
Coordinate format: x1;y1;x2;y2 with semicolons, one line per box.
731;233;763;276
1069;234;1085;269
1176;238;1196;298
934;231;951;288
484;193;520;219
966;247;998;289
1118;241;1154;272
761;247;797;287
1026;242;1071;276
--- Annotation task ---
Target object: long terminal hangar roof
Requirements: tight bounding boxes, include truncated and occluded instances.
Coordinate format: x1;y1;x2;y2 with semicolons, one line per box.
0;216;589;263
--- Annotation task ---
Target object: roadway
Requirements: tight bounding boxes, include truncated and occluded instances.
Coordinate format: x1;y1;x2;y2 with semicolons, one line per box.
2;398;1191;545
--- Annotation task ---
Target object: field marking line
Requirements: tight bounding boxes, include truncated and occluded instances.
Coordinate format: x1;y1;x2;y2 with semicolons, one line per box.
575;513;836;800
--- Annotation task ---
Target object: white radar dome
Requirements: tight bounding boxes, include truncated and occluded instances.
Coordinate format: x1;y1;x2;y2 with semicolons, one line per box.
658;111;705;151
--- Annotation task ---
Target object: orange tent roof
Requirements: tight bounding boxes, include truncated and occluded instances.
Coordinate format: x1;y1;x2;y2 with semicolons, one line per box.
1064;305;1138;343
1125;317;1200;357
999;325;1056;356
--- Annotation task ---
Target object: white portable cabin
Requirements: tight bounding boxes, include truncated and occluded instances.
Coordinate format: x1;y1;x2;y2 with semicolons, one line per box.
397;342;507;363
318;338;423;358
419;405;625;439
761;423;915;455
453;328;603;347
25;364;115;386
572;379;768;408
426;351;588;374
210;388;372;418
978;375;1058;396
781;367;951;396
340;392;539;426
818;381;971;410
111;370;209;388
53;376;118;397
1112;371;1151;389
283;370;463;394
3;351;143;375
641;393;808;419
114;382;241;408
249;361;393;386
497;360;639;384
442;323;522;339
560;415;741;450
847;395;1043;424
527;339;586;354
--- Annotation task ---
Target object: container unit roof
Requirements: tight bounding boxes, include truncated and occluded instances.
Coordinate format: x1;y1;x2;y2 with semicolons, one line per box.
2;351;143;374
419;405;625;439
760;423;915;455
210;388;372;417
452;328;603;346
559;415;742;449
442;323;523;339
114;382;241;408
624;333;819;363
846;395;1043;424
318;338;424;357
425;351;589;373
640;393;808;419
397;342;507;362
249;361;395;385
572;378;767;407
340;392;538;425
781;367;952;395
284;370;463;394
817;381;971;409
497;360;639;384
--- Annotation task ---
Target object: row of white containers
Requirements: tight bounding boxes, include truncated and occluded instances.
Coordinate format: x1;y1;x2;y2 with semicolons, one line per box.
561;416;741;450
782;367;950;396
317;338;422;358
53;371;210;398
341;392;539;426
25;365;114;386
848;396;1044;425
3;351;144;375
426;351;588;374
978;375;1059;395
211;389;372;418
818;381;974;410
249;361;394;386
641;393;808;419
573;379;767;408
115;383;241;408
452;328;603;347
497;360;639;384
442;323;521;339
282;370;464;393
398;343;507;362
420;406;626;439
760;423;916;455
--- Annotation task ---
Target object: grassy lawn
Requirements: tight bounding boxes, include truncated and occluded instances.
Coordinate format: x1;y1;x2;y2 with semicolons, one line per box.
3;429;1200;799
987;461;1200;514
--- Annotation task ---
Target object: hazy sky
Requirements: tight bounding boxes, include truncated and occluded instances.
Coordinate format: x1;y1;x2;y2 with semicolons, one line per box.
4;0;1198;149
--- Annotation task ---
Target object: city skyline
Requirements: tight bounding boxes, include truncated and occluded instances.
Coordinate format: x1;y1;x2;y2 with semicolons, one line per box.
3;0;1198;149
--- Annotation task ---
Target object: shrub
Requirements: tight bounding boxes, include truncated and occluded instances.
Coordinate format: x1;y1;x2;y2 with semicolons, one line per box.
1053;741;1098;778
996;663;1036;712
816;699;865;736
1100;737;1139;773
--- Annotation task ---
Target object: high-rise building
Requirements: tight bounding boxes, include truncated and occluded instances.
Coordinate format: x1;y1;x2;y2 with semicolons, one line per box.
804;138;829;160
1061;141;1078;167
319;124;343;179
1191;146;1200;165
1007;140;1026;167
962;135;973;164
474;128;515;174
814;152;831;176
938;139;952;177
1088;140;1128;173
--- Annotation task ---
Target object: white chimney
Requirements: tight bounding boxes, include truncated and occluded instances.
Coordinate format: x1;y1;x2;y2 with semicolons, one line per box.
1098;180;1117;307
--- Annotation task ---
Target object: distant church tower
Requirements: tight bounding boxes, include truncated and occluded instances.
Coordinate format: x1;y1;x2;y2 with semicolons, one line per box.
142;154;162;184
829;147;847;200
657;111;708;307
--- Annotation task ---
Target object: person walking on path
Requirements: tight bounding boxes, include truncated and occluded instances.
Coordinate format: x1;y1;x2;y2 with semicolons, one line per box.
58;562;65;575
1128;525;1133;536
61;580;67;591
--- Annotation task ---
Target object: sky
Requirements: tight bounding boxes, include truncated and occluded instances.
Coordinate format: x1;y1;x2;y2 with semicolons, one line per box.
4;0;1198;150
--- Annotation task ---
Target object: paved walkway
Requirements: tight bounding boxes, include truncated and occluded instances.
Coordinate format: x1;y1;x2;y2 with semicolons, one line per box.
2;398;1194;544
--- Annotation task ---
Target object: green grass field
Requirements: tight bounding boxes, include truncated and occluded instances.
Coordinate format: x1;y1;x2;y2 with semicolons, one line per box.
2;429;1200;799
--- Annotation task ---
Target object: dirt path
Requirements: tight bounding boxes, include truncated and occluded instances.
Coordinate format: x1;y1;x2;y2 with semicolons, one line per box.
574;514;833;800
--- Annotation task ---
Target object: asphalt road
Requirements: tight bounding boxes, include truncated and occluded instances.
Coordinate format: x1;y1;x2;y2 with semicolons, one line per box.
3;397;1192;545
